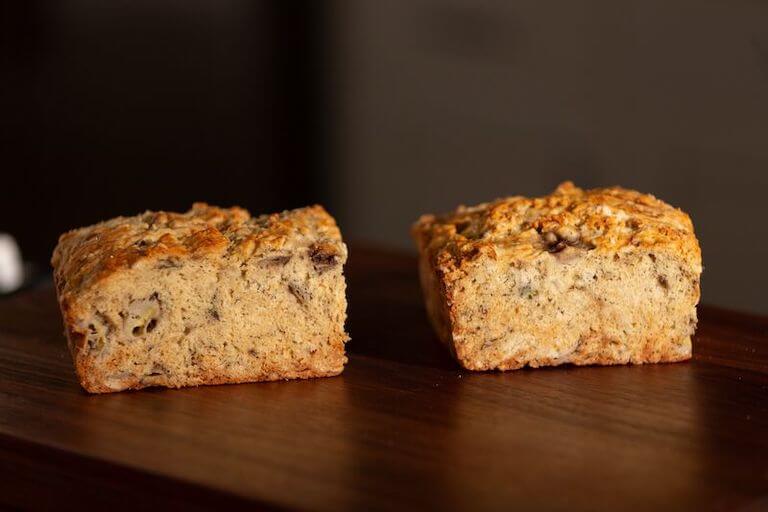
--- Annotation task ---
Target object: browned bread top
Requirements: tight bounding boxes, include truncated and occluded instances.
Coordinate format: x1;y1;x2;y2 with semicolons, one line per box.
412;182;701;276
52;203;343;303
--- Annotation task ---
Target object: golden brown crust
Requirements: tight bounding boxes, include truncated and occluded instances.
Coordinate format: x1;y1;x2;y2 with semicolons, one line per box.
412;181;702;281
52;203;342;305
412;182;702;371
81;369;345;394
52;204;348;393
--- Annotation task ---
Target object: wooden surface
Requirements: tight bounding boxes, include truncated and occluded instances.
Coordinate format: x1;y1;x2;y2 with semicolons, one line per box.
0;247;767;511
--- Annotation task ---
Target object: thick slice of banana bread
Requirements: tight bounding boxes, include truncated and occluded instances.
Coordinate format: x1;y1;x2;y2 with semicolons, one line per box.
412;182;702;371
52;203;349;393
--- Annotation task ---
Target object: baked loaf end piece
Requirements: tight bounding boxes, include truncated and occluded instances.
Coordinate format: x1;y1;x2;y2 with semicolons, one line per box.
52;203;349;393
412;182;702;371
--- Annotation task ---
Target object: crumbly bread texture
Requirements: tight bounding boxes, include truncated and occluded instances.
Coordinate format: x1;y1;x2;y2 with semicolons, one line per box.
52;203;349;393
412;182;702;371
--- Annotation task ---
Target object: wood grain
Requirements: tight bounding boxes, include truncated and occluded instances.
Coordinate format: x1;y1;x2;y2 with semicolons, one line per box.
0;247;766;511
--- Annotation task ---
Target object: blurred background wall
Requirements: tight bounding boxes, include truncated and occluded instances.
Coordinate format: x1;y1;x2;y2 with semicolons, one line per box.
1;1;767;313
329;0;768;314
1;1;323;267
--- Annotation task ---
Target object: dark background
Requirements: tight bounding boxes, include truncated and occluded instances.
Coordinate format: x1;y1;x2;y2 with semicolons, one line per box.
1;1;767;314
1;1;324;265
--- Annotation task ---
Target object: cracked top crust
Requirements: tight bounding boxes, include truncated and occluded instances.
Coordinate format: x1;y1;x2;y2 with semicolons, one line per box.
412;182;702;274
52;203;344;302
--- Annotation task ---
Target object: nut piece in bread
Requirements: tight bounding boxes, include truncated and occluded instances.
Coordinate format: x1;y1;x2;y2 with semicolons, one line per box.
52;203;349;393
412;182;702;371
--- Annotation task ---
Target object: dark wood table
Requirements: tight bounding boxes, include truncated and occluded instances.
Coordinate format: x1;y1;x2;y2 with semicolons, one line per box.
1;248;767;511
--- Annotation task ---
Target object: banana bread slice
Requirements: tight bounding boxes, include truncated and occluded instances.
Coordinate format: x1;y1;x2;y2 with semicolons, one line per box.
52;203;349;393
412;182;702;371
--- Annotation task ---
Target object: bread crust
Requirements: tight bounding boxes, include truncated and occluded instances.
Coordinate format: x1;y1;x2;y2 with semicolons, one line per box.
52;204;348;392
52;203;342;302
412;182;702;371
412;181;701;274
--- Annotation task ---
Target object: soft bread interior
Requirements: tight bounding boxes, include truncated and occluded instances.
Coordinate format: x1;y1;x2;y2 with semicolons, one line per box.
70;248;348;392
429;248;699;370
